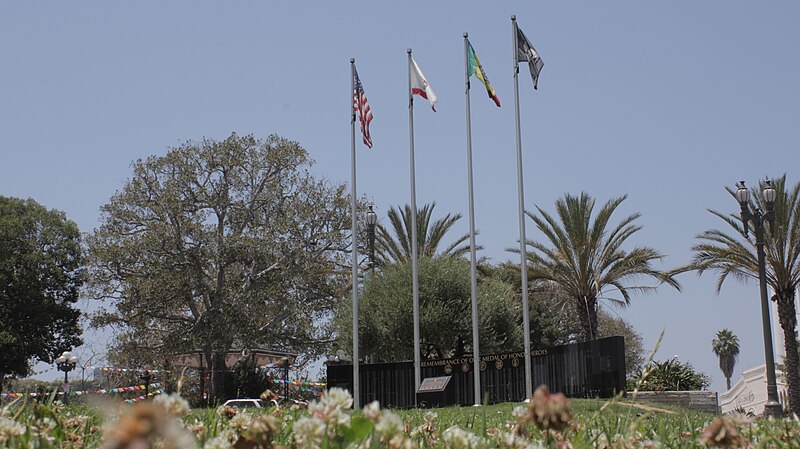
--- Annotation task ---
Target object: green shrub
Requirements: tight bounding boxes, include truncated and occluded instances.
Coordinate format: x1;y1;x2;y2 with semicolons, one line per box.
628;358;711;391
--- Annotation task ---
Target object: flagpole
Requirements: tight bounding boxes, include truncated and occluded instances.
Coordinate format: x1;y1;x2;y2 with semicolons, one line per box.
350;58;360;409
512;15;533;400
407;48;421;401
463;33;482;406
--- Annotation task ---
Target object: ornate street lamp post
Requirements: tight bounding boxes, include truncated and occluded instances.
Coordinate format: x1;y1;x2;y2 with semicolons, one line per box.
55;351;78;399
365;205;378;275
736;179;783;418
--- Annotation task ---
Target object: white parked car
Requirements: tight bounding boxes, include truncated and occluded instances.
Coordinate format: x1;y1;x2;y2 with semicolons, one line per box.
221;399;264;409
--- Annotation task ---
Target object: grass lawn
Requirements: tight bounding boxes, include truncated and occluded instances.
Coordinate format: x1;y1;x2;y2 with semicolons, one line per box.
2;391;799;448
394;397;712;428
392;398;720;448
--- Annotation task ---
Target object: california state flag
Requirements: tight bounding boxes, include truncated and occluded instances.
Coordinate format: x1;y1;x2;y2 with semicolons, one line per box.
410;56;438;111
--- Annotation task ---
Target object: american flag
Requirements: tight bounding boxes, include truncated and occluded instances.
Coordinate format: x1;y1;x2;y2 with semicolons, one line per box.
353;67;373;149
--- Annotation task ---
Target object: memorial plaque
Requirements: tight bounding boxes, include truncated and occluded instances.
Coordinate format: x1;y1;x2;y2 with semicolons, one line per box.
417;376;455;408
417;376;451;393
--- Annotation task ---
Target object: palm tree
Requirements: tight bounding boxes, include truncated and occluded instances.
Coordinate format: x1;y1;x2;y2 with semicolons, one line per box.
712;329;740;390
376;203;478;265
522;192;680;341
681;175;800;415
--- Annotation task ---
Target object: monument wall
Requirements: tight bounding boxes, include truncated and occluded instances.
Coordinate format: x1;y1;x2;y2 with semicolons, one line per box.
327;336;625;408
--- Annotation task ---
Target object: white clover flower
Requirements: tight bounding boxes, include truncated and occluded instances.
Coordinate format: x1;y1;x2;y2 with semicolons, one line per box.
250;414;279;437
308;404;350;428
442;426;481;449
495;431;545;449
228;411;252;432
523;444;547;449
309;388;352;427
0;416;26;444
154;392;191;417
307;402;324;417
496;431;529;449
36;417;57;433
325;387;354;409
220;429;239;444
294;416;326;449
204;436;234;449
410;410;438;440
388;433;418;449
168;422;201;449
217;405;238;419
375;411;404;437
187;420;206;437
61;415;90;429
639;441;661;449
362;401;381;422
511;406;528;419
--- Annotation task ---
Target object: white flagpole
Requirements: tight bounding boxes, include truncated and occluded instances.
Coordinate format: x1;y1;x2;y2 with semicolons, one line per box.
407;49;422;400
350;58;360;409
512;15;533;400
464;33;482;406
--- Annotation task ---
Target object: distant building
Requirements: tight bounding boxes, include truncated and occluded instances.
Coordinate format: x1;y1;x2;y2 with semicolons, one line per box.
167;348;296;370
719;364;788;415
721;295;796;415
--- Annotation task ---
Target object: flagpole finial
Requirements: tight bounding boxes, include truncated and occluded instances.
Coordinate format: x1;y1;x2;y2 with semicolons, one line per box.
350;58;355;64
407;48;412;55
463;32;468;38
511;15;516;21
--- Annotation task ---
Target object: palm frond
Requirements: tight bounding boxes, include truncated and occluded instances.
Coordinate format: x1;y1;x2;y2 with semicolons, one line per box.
375;202;476;265
686;176;800;297
522;192;678;340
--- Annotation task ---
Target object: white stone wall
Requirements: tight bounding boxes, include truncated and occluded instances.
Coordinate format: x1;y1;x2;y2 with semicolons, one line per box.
719;364;787;415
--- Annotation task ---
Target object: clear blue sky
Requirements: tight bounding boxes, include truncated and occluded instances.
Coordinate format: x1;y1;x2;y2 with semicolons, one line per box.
1;1;799;392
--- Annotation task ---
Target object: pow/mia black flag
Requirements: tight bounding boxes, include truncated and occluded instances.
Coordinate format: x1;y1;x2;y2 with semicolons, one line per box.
516;25;544;90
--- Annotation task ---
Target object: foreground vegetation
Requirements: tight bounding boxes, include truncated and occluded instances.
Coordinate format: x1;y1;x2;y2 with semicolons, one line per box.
1;387;799;449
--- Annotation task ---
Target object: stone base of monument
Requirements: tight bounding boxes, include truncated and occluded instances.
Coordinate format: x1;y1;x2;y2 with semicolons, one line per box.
416;376;454;408
634;391;719;414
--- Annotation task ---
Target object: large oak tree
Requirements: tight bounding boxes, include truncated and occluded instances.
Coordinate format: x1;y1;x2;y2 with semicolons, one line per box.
87;134;353;401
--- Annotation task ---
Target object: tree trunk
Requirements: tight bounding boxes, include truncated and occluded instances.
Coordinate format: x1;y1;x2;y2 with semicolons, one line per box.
209;351;228;404
209;208;228;404
776;289;800;416
726;377;731;390
454;336;465;358
577;296;599;342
